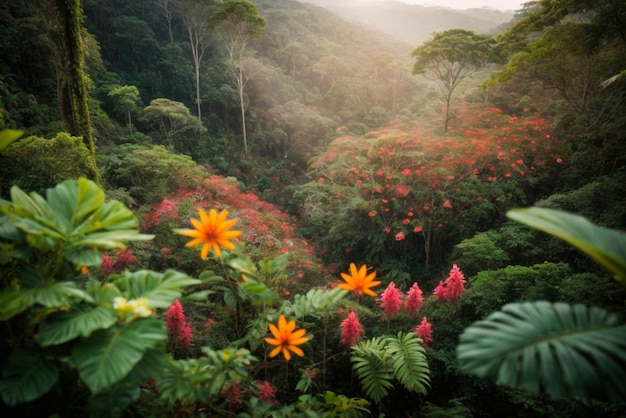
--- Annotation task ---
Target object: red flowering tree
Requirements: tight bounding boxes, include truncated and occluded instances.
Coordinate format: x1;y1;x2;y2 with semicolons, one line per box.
378;282;403;318
404;282;424;316
298;104;566;277
415;317;433;348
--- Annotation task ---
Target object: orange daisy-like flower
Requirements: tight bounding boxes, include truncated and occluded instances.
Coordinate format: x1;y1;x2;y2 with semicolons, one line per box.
264;315;309;361
339;262;381;297
175;209;242;259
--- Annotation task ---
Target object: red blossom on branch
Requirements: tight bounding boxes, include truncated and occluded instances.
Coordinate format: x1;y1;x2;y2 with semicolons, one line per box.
340;311;364;347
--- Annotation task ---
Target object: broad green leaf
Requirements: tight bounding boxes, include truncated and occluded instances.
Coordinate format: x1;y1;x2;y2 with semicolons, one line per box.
238;278;277;305
227;254;258;278
10;186;53;220
198;270;225;284
0;350;59;406
0;129;23;152
507;207;626;283
0;285;33;321
72;324;147;394
457;301;626;401
38;306;117;347
184;289;214;301
127;317;167;349
114;269;200;309
259;253;289;276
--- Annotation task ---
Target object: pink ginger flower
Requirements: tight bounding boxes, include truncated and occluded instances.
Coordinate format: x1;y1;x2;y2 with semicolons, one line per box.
433;280;448;302
340;311;364;347
395;231;405;241
445;264;466;301
257;381;279;405
166;299;193;349
404;282;423;316
378;282;403;317
415;317;433;348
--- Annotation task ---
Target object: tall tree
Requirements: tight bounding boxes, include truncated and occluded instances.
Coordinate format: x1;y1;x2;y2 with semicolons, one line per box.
180;0;214;123
411;29;495;134
53;0;99;181
207;0;266;155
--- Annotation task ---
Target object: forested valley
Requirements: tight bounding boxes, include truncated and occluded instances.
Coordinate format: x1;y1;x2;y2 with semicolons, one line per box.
1;0;626;416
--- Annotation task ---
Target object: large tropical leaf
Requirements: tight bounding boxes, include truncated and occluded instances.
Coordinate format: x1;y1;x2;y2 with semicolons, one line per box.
386;332;430;395
507;207;626;283
72;318;167;394
38;305;118;347
457;301;626;401
113;269;200;309
0;350;59;406
5;179;153;267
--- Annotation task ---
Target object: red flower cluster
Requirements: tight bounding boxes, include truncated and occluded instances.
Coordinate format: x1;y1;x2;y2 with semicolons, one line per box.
433;264;466;302
165;299;193;349
100;249;136;276
257;381;279;405
340;311;364;347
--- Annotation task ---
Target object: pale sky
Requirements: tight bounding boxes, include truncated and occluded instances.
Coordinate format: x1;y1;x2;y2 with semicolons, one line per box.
403;0;524;11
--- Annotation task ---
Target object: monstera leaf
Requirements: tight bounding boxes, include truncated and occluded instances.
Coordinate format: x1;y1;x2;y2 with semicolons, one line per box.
457;301;626;401
507;207;626;284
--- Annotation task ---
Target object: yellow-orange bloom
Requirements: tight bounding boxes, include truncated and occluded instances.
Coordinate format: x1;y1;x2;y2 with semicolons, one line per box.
338;262;381;297
264;315;309;361
176;209;242;259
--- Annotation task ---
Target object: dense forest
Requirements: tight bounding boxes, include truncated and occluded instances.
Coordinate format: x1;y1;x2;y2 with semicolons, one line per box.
1;0;626;416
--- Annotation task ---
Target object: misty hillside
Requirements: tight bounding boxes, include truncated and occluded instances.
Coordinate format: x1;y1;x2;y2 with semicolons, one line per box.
300;0;515;45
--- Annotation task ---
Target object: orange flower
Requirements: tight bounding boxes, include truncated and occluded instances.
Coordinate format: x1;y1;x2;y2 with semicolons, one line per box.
339;263;381;297
175;209;242;259
264;315;309;361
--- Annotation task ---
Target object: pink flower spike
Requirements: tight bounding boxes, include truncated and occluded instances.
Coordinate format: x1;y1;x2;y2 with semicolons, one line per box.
444;264;466;301
340;311;364;347
166;299;193;349
415;317;433;348
404;282;423;316
433;280;448;303
378;282;403;317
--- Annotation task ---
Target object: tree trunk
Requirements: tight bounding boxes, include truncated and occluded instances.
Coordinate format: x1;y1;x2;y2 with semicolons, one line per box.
55;0;99;182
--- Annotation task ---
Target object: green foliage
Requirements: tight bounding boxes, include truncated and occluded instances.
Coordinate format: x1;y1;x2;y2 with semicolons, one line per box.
0;128;22;152
319;391;370;418
0;178;198;415
98;144;206;205
508;207;626;284
351;332;429;403
457;301;626;401
288;287;348;319
0;133;97;197
458;208;626;404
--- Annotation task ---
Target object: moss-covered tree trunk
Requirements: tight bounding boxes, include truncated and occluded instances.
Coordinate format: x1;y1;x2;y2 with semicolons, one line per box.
54;0;99;182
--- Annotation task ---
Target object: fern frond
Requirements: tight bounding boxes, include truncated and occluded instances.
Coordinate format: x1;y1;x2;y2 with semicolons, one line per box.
351;337;394;403
386;332;430;395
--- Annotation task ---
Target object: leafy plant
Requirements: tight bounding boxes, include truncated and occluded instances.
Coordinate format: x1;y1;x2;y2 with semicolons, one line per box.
457;207;626;402
0;178;199;415
351;332;429;403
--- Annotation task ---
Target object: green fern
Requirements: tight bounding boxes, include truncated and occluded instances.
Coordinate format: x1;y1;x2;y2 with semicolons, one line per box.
351;333;431;403
386;332;430;395
351;337;394;403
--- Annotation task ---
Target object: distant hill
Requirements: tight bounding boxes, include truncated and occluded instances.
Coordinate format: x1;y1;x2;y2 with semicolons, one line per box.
299;0;514;46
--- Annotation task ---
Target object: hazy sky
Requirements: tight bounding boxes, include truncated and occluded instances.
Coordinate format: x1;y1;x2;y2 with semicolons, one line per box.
402;0;524;11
